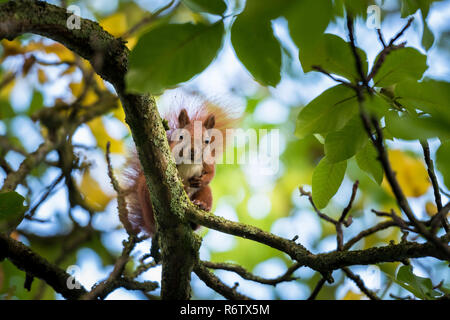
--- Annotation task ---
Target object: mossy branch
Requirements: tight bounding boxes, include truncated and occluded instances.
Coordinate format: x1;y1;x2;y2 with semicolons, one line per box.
0;0;448;301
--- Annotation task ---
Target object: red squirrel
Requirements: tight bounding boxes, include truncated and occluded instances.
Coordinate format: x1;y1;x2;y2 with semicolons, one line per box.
122;98;239;236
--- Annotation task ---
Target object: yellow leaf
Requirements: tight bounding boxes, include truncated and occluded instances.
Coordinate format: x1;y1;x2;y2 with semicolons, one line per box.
113;101;127;124
43;43;75;62
0;76;15;100
343;290;365;300
79;170;113;211
78;59;106;90
383;150;430;198
425;201;437;217
99;13;138;49
61;65;77;76
69;82;83;97
93;74;106;90
88;117;124;154
83;90;99;105
125;36;138;50
0;39;26;60
69;82;98;105
100;13;128;37
37;69;47;84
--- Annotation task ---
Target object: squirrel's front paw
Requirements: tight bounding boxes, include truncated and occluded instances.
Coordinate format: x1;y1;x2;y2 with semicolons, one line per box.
192;199;209;211
189;176;203;188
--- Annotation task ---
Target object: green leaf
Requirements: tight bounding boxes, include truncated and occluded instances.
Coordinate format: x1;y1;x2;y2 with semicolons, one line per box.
27;90;44;116
181;0;227;15
286;0;332;52
373;47;427;87
421;15;434;51
392;79;450;139
231;15;281;86
355;142;383;185
436;140;450;190
0;191;26;232
395;79;450;118
126;21;224;94
384;111;442;140
325;115;368;163
295;84;358;139
238;0;294;20
400;0;421;17
401;0;436;18
0;100;15;119
395;265;441;300
364;91;393;118
312;157;347;209
299;34;368;83
345;0;373;19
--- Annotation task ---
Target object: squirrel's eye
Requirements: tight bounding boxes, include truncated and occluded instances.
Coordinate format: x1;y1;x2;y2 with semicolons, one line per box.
204;138;210;144
179;135;184;140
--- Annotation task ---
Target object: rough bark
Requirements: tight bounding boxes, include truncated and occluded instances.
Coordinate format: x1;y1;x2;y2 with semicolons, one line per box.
0;0;198;300
0;0;448;300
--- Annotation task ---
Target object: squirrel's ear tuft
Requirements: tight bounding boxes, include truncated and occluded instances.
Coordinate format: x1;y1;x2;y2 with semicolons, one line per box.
178;109;190;127
204;114;215;129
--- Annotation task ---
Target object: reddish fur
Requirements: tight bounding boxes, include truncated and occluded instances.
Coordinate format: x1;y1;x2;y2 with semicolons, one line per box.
122;97;240;236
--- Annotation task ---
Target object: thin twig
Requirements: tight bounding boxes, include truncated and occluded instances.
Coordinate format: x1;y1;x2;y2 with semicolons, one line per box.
343;220;398;250
312;65;356;88
340;181;359;225
342;267;380;300
82;235;138;300
346;15;368;87
308;277;327;300
420;140;448;232
121;0;176;39
299;187;338;225
389;17;414;46
370;119;450;257
202;261;302;286
376;29;387;48
194;262;252;300
430;202;450;233
368;17;414;82
347;15;450;258
26;173;64;218
106;141;136;235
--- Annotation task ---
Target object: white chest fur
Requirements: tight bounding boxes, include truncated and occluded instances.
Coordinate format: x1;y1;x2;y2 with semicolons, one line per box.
177;163;203;196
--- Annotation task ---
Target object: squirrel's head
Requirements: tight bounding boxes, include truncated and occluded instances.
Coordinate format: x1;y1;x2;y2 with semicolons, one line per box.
169;108;216;164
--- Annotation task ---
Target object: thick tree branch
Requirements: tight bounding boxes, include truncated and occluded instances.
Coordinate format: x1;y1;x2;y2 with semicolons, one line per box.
188;205;448;273
0;0;128;88
0;233;87;299
0;0;199;300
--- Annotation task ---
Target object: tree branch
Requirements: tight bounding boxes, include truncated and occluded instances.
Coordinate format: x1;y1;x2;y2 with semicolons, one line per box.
202;260;302;286
0;0;199;300
194;262;251;300
342;267;380;300
0;233;87;299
